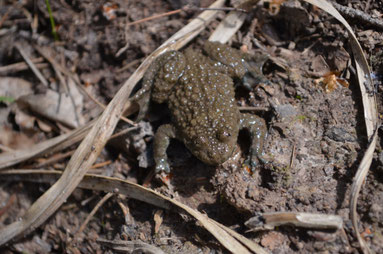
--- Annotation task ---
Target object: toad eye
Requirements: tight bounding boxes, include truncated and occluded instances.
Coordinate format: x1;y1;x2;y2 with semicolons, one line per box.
217;129;231;142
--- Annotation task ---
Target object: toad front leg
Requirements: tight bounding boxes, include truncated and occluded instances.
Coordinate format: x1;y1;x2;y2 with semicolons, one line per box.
131;51;186;121
240;113;267;170
153;124;176;173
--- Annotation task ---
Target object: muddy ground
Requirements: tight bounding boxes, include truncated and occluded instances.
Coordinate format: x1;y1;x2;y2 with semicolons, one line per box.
0;0;383;253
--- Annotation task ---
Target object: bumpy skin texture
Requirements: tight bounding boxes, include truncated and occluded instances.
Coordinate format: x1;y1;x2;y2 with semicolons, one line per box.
134;42;267;172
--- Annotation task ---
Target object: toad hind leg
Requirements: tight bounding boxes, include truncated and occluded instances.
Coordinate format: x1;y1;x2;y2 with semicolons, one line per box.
240;113;267;170
153;124;176;173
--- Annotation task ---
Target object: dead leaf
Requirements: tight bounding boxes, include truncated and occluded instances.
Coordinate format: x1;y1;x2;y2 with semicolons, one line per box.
310;55;330;76
0;77;33;105
0;169;265;254
14;106;36;130
327;46;350;72
314;72;349;93
36;119;53;133
0;126;35;150
0;108;11;127
153;210;163;234
17;79;84;128
261;231;286;250
0;2;240;251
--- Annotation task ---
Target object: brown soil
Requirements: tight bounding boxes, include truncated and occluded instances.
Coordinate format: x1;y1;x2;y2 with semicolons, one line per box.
0;0;383;253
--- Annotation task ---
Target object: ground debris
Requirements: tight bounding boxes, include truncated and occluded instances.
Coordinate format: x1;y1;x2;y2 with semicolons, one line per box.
0;0;382;253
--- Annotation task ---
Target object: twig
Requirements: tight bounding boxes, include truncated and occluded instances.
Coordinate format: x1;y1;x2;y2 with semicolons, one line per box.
76;83;136;126
0;58;47;74
0;6;12;28
36;45;135;126
35;45;135;126
245;212;343;231
199;7;247;12
0;144;15;153
31;126;137;169
33;45;82;126
125;6;247;27
75;192;114;235
97;238;166;254
33;150;75;168
15;43;49;86
332;2;383;30
116;58;142;73
289;143;296;169
116;196;131;221
126;9;183;27
33;46;66;91
90;160;112;169
110;126;138;139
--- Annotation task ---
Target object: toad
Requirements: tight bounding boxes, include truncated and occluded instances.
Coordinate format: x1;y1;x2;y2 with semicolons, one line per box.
132;41;268;172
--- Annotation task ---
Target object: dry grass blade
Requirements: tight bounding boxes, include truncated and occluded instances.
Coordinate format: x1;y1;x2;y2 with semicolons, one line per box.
171;201;254;254
33;45;81;126
208;11;247;43
0;119;94;169
349;130;378;254
126;9;183;27
301;1;378;253
34;45;135;126
0;57;46;74
208;0;259;43
210;219;269;254
0;169;266;253
0;0;228;169
15;43;49;87
302;0;376;134
0;119;136;169
0;0;225;247
0;169;172;209
97;239;166;254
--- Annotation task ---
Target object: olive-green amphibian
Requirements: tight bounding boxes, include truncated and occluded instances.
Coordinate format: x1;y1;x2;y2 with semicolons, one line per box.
133;41;268;172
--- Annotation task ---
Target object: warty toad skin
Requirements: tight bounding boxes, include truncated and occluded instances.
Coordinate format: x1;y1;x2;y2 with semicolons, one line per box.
133;41;268;173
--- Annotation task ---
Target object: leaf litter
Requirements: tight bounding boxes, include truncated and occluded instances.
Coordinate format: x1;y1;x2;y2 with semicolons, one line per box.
0;0;382;253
